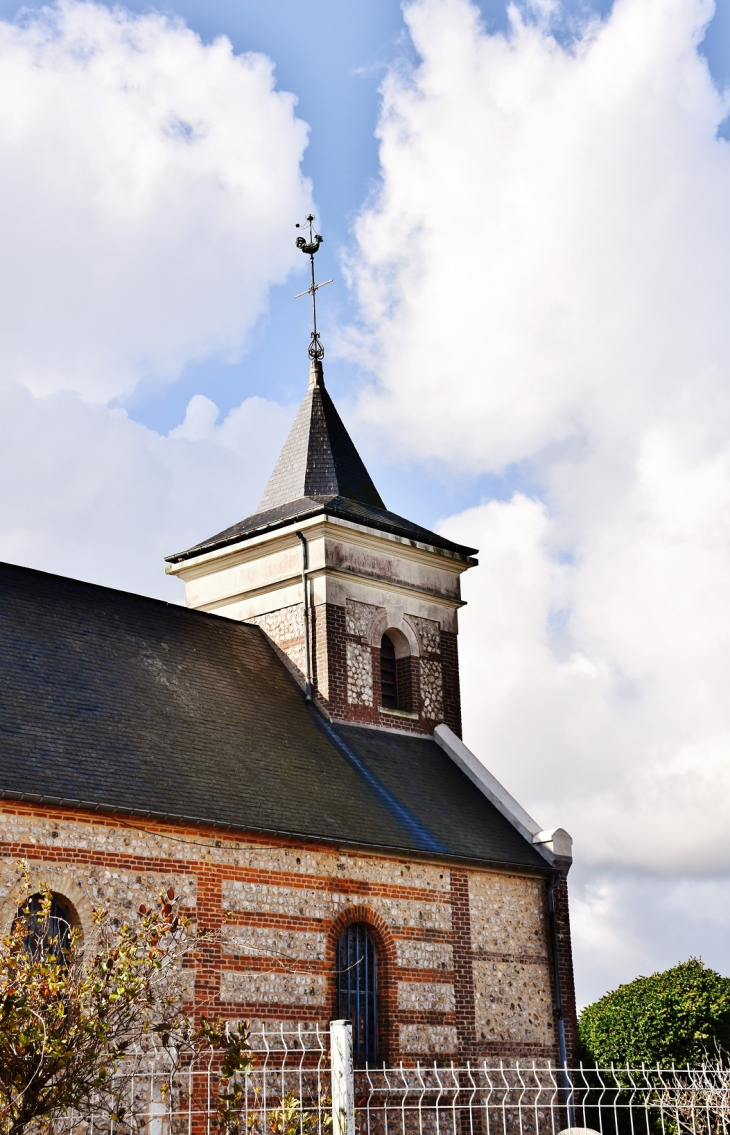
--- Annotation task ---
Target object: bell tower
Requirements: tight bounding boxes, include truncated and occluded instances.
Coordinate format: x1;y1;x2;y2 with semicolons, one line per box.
165;218;477;737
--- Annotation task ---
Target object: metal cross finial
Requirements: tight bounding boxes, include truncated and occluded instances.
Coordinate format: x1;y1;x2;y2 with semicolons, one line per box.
294;214;332;361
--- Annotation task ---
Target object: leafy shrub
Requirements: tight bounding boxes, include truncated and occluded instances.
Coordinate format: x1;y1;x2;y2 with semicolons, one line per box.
577;959;730;1067
0;862;247;1135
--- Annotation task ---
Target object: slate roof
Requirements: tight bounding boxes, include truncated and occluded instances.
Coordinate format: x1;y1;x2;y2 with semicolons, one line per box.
258;367;385;512
0;561;545;872
167;366;478;564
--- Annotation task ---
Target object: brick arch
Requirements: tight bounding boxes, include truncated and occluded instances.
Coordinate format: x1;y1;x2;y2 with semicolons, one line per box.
367;610;420;658
0;863;95;948
369;613;421;716
327;905;398;1064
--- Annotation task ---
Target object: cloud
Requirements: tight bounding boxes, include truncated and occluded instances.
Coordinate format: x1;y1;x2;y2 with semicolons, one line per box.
349;0;730;989
569;865;730;1005
0;0;311;401
0;385;292;598
0;1;308;599
350;0;730;472
441;489;730;875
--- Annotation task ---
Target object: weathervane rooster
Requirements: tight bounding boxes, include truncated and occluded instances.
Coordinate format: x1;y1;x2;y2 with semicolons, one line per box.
295;214;331;361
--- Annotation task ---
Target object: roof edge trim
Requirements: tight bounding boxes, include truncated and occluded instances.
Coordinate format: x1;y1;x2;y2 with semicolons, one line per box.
433;724;572;874
165;503;478;566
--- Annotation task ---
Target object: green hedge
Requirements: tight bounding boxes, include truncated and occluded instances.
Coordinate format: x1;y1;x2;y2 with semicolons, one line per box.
577;958;730;1067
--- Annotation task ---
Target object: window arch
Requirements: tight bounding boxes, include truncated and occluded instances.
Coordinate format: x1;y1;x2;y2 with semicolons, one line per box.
379;631;415;713
15;893;77;960
379;634;398;709
337;922;377;1065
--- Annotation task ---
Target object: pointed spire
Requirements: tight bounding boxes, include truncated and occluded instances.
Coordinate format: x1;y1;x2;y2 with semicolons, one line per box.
165;214;477;565
257;359;385;513
257;217;383;514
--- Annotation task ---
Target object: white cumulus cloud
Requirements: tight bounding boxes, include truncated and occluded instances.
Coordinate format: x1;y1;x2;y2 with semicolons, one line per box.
0;385;292;598
0;0;310;596
0;0;311;401
349;0;730;997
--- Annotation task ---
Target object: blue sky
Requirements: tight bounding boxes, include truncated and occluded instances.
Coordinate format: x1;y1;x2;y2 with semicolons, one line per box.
112;0;539;526
124;0;730;525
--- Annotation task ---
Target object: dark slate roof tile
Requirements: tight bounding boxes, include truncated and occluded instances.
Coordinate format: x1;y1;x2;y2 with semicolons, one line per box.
0;562;542;871
167;368;478;564
258;369;384;512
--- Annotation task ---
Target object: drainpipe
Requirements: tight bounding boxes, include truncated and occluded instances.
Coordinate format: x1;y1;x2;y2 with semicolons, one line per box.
296;532;312;702
548;873;574;1126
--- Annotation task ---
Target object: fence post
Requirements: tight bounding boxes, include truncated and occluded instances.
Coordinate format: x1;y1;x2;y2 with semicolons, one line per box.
330;1020;354;1135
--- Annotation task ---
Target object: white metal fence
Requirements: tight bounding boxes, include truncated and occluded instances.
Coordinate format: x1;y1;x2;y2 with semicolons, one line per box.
354;1060;730;1135
67;1025;730;1135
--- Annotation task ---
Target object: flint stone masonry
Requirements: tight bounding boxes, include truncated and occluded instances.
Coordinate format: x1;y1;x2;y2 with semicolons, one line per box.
420;659;444;720
395;938;453;971
0;812;450;888
346;599;381;639
221;926;327;962
223;881;332;919
221;970;328;1007
410;615;441;656
400;1025;459;1054
473;959;553;1045
370;896;451;931
346;641;374;706
469;875;548;957
397;981;456;1013
0;858;196;936
247;605;306;676
222;881;451;931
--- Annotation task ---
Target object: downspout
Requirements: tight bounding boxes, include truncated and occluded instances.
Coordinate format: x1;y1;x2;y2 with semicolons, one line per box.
548;873;574;1126
296;532;312;702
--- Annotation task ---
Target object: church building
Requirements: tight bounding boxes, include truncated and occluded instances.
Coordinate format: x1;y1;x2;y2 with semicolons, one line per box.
0;231;576;1066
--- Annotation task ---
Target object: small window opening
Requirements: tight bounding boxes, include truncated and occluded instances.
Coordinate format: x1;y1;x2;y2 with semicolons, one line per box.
337;922;377;1065
15;893;75;961
380;634;398;708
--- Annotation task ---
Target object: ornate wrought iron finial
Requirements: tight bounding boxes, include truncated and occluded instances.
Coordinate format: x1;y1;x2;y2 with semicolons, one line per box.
294;214;332;362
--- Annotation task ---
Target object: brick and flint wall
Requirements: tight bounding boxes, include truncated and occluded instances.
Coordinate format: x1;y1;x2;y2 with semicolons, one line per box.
174;520;471;739
0;802;574;1063
250;598;463;737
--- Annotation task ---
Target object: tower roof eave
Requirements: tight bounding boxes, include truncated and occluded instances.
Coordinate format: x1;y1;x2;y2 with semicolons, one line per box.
165;495;478;564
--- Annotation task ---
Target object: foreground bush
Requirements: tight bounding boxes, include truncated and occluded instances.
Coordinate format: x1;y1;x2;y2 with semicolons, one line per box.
577;958;730;1067
0;863;249;1135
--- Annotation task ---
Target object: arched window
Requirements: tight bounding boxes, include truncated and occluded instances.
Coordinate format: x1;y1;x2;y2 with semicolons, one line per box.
337;922;377;1065
380;634;398;709
15;893;75;960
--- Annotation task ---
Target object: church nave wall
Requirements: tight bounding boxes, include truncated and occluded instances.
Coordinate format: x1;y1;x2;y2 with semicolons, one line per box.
0;801;566;1064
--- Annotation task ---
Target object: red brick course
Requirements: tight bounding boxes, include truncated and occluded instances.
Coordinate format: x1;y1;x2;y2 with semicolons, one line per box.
440;631;463;738
449;870;478;1058
552;877;578;1057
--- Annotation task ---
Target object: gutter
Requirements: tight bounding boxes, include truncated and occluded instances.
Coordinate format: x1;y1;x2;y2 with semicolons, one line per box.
0;787;541;873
